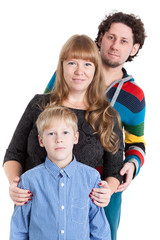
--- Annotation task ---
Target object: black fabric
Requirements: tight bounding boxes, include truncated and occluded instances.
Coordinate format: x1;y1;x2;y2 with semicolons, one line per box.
4;94;124;182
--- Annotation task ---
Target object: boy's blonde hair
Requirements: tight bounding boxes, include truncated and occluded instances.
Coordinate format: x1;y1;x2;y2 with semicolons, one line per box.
36;106;78;137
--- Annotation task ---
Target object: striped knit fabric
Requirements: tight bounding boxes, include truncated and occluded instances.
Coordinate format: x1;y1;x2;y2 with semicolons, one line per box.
44;72;56;94
44;68;145;176
106;68;145;176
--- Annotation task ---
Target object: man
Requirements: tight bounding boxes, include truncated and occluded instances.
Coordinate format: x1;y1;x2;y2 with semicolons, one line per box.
45;12;146;240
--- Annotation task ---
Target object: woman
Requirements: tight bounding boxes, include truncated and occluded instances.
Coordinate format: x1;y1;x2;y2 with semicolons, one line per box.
3;34;123;207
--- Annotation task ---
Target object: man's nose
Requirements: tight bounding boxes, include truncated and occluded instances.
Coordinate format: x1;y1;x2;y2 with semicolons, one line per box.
111;39;119;50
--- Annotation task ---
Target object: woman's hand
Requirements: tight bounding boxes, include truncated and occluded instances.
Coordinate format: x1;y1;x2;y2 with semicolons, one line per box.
9;176;33;206
89;181;111;207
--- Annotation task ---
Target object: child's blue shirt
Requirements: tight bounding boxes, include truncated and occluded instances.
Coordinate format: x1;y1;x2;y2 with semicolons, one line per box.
10;156;111;240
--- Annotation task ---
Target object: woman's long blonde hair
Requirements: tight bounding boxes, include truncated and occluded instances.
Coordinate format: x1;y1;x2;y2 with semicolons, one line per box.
49;34;121;154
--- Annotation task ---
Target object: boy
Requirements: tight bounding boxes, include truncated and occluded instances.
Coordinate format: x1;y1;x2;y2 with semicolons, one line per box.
10;106;111;240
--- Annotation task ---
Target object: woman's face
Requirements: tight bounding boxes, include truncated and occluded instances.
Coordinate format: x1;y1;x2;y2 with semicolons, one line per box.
63;59;95;95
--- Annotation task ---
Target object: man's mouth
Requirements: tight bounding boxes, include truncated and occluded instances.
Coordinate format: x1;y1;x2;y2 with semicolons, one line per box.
108;52;120;57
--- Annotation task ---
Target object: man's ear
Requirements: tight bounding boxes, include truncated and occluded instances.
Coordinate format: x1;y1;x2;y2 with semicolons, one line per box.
97;33;103;48
38;135;44;147
74;132;79;145
130;43;140;56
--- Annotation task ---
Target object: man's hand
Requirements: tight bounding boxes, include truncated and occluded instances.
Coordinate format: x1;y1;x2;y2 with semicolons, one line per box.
115;162;135;192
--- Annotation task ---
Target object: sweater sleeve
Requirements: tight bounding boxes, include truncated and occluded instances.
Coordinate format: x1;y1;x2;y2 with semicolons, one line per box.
103;118;124;183
44;71;56;93
3;95;43;168
110;79;146;177
123;93;146;176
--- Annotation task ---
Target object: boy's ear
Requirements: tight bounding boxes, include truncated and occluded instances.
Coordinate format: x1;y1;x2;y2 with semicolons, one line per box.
74;132;79;145
38;135;44;147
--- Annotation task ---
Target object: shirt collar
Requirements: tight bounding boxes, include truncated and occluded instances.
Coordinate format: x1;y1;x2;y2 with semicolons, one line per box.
122;67;128;78
45;156;77;179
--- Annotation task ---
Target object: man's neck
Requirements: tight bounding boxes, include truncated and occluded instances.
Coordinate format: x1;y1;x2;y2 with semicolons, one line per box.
102;64;124;87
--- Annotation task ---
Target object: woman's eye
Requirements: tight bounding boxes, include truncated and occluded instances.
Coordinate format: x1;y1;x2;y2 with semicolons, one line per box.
68;61;76;65
85;63;92;67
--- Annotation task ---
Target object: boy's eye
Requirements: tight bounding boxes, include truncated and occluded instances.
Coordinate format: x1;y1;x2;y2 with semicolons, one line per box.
49;132;54;136
63;131;69;134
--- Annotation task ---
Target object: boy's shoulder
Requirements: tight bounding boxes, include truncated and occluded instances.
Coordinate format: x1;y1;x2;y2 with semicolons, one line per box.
20;163;45;183
76;161;99;173
75;161;101;184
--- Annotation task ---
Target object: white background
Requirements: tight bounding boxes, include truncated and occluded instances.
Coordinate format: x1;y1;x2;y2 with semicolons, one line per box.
0;0;159;239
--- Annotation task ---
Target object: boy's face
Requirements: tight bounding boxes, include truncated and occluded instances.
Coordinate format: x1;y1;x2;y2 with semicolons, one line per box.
38;120;79;168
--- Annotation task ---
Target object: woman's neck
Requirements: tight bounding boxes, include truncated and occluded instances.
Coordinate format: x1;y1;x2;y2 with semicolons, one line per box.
62;94;89;110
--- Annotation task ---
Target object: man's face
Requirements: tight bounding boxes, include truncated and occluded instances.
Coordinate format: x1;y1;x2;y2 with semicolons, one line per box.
98;22;140;68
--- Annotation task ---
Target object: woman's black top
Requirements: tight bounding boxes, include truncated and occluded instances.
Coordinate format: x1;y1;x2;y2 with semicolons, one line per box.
4;94;124;182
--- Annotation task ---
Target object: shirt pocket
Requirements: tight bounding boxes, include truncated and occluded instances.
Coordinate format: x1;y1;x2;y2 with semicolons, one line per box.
71;198;89;224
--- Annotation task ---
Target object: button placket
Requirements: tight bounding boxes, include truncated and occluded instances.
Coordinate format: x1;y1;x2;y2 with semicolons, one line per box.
59;172;66;239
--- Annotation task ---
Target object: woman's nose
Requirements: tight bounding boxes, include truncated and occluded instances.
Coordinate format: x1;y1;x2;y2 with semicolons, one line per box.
75;64;84;75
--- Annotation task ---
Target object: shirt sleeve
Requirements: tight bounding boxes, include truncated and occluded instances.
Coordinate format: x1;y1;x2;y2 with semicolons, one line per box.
44;71;56;93
103;118;124;183
124;95;146;176
10;177;31;240
3;95;42;168
89;173;111;240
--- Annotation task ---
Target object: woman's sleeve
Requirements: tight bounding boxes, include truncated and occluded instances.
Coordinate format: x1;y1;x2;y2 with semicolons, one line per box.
103;118;124;183
3;95;42;168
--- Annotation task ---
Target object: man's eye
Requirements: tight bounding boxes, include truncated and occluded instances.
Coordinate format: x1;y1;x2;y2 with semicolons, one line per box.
108;36;114;40
122;40;127;44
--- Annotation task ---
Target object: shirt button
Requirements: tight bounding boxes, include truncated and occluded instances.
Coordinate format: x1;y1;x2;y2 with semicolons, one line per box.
61;205;65;210
60;170;64;173
61;183;64;187
61;230;64;234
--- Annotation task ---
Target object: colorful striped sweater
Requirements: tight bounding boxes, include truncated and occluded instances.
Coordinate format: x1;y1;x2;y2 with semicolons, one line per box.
44;68;145;176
